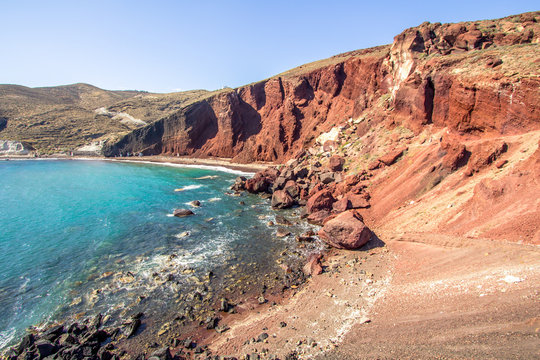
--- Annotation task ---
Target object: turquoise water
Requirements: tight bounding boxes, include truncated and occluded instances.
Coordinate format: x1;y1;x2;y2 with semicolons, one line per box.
0;160;319;349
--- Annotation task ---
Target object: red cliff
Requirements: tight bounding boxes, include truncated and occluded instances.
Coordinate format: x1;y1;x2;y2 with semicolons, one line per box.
103;11;539;162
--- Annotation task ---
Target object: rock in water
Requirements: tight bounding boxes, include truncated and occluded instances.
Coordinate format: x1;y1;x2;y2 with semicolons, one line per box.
276;228;291;238
188;200;201;207
274;215;292;225
318;210;373;249
173;209;195;217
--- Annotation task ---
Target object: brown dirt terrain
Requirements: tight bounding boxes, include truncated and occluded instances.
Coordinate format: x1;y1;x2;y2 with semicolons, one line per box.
198;125;540;358
201;232;539;359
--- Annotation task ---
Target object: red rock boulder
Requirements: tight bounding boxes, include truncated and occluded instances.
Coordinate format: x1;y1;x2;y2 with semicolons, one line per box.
346;193;370;209
318;210;373;249
271;190;294;209
307;210;332;226
332;192;370;212
328;155;345;172
303;253;323;276
306;189;335;214
245;176;271;193
283;180;300;198
379;147;407;166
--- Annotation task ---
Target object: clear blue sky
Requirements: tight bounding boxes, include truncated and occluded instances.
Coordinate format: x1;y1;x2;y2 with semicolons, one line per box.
1;1;537;92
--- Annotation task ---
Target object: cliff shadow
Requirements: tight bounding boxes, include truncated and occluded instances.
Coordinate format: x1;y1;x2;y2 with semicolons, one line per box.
185;101;219;151
233;97;262;146
0;117;7;131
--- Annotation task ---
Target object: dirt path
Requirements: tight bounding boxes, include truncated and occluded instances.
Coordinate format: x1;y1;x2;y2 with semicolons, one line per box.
205;231;539;359
317;232;540;360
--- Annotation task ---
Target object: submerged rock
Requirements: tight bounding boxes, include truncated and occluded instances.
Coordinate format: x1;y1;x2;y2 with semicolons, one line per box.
274;215;292;226
173;209;195;217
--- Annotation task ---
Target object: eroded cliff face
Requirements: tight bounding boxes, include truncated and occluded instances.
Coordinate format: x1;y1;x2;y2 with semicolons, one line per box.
389;12;540;134
103;48;390;162
103;11;539;162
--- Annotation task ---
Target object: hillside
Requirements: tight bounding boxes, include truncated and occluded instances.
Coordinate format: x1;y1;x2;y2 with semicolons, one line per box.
198;11;540;359
2;10;540;359
0;83;211;153
102;12;539;163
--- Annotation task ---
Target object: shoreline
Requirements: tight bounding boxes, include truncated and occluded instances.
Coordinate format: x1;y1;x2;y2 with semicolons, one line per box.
0;160;321;359
0;154;271;175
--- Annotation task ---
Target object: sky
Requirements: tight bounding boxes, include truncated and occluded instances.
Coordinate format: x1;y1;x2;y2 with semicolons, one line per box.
0;1;537;93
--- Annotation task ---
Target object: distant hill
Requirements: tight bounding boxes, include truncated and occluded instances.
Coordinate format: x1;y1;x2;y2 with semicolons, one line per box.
0;83;211;153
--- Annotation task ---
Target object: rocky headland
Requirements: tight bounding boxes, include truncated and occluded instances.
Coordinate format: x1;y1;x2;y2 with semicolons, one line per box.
2;11;540;360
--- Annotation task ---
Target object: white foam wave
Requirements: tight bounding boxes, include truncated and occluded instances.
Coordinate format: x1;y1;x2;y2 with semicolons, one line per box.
0;327;15;350
175;184;202;191
207;197;221;202
110;159;255;176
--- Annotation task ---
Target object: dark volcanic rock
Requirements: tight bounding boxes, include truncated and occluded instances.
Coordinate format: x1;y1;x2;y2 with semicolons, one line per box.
58;333;78;347
35;340;58;359
173;209;195;217
0;117;7;131
150;347;172;360
16;334;35;355
125;317;141;338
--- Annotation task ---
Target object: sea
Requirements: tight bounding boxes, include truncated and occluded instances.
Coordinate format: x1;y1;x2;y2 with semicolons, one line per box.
0;159;321;350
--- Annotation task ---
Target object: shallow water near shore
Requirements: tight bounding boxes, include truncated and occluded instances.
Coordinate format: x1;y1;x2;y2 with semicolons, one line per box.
0;160;321;350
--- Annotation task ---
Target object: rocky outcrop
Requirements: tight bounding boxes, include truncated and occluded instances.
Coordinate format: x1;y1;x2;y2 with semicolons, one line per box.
389;12;540;134
103;49;389;161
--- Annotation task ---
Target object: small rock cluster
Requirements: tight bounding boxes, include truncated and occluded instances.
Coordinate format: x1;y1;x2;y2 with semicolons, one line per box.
232;152;375;250
4;313;134;360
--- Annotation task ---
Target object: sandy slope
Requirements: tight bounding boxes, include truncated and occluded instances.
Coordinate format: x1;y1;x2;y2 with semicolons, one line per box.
202;232;539;359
